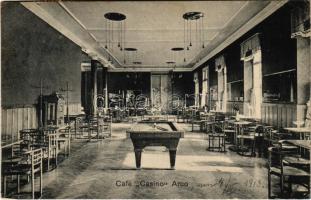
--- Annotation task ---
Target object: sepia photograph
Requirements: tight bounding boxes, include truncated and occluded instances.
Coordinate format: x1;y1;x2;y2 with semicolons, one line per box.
1;0;310;199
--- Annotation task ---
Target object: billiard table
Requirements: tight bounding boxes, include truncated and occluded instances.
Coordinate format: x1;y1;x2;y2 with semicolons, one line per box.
126;121;184;169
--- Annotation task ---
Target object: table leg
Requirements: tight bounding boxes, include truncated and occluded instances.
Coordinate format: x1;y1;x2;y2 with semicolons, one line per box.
234;125;238;145
134;149;142;168
169;150;176;169
75;119;77;139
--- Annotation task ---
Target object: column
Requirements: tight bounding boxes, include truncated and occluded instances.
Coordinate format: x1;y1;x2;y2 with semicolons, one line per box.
223;66;227;112
252;50;262;119
103;68;108;109
90;60;98;117
217;70;223;111
290;1;310;125
296;37;310;123
81;62;91;117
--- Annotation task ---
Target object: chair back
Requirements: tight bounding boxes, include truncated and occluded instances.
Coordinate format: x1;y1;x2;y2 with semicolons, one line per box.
268;147;283;169
44;126;58;134
89;117;98;128
47;133;58;149
215;113;225;122
254;125;265;136
31;148;43;173
20;129;42;146
212;121;224;134
268;145;299;168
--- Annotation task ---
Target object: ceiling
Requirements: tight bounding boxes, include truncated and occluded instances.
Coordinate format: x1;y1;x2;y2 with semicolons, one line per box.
22;1;287;71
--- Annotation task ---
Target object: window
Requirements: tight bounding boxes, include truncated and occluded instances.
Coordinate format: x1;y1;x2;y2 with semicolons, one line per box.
201;67;209;106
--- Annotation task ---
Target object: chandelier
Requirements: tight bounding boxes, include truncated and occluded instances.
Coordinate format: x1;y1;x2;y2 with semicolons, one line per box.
182;11;205;55
171;47;184;65
124;48;137;64
104;12;126;63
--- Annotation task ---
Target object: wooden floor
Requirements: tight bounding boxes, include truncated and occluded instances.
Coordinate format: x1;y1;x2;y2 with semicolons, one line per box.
13;123;271;199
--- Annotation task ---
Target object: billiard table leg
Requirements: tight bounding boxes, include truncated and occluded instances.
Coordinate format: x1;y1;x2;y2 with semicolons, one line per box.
169;150;176;169
134;149;142;169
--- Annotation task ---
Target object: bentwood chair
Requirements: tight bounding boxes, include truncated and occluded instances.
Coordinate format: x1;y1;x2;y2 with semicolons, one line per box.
102;115;112;138
236;123;260;157
207;121;226;152
2;148;43;199
268;146;310;198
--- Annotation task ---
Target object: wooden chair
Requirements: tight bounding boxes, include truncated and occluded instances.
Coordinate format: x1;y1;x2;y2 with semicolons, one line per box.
207;122;226;152
77;116;90;139
176;109;185;123
267;146;310;198
236;123;259;157
191;120;204;132
2;148;43;199
39;133;58;171
56;127;71;156
223;119;235;144
102;116;112;138
29;128;58;171
88;117;99;141
19;129;40;149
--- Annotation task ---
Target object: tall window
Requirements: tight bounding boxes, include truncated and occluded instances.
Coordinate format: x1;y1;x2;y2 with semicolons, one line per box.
193;72;199;107
201;66;209;107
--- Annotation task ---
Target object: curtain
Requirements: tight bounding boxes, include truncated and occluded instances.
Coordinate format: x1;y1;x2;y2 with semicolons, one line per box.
291;1;310;38
201;66;209;107
240;33;261;60
215;55;227;111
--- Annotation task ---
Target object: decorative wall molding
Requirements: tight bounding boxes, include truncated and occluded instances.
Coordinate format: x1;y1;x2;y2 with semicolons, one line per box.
192;1;288;71
240;33;261;60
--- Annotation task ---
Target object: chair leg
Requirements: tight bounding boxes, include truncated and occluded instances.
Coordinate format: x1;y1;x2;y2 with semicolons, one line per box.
208;136;210;150
62;142;65;156
268;171;271;198
17;175;20;193
3;175;6;197
32;172;35;199
223;137;226;152
253;140;256;156
48;152;50;171
280;175;284;195
40;168;43;197
55;149;58;167
68;139;71;155
218;136;221;152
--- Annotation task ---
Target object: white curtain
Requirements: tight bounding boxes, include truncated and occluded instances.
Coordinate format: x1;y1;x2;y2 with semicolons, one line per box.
194;72;199;107
215;55;227;112
201;66;209;107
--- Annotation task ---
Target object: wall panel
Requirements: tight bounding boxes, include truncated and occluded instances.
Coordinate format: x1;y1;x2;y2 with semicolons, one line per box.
261;103;296;128
1;106;38;140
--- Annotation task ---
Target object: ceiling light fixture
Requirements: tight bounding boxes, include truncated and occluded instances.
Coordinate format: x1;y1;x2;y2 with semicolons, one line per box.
183;12;205;51
124;47;137;65
104;12;126;53
166;61;176;68
171;47;184;65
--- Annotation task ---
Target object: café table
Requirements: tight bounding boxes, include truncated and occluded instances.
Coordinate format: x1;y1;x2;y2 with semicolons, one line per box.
1;140;27;168
200;112;215;121
142;115;168;122
284;127;311;140
282;140;311;150
282;140;311;159
1;140;24;149
228;120;252;152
